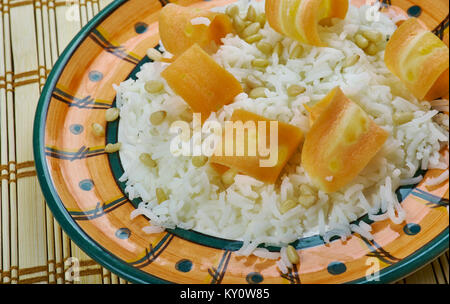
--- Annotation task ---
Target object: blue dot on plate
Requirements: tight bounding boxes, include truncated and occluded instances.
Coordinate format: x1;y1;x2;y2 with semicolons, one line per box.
88;70;103;82
403;223;421;235
246;272;264;284
407;5;422;17
69;124;84;135
327;261;347;275
134;22;148;34
79;179;94;191
175;259;193;272
115;228;131;239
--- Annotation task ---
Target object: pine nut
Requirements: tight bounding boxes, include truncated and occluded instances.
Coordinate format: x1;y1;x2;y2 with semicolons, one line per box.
105;142;121;153
145;80;164;93
139;153;157;168
362;30;382;42
150;110;167;125
225;5;239;18
256;13;266;27
241;22;260;38
246;5;257;22
245;33;263;44
105;107;120;122
287;85;306;97
156;187;167;204
192;155;208;167
243;75;263;89
91;123;104;137
274;42;283;58
233;16;247;33
251;58;269;68
249;87;267;99
289;44;303;59
365;43;378;56
286;245;299;265
256;41;273;55
280;199;298;214
354;34;369;49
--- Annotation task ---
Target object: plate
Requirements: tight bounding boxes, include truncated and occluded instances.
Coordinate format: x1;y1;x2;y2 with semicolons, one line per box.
33;0;449;284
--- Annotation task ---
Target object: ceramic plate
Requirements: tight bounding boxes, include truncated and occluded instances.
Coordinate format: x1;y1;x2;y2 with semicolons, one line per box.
33;0;449;284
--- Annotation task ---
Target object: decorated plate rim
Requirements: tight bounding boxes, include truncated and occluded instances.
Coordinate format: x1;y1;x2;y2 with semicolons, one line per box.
33;0;449;284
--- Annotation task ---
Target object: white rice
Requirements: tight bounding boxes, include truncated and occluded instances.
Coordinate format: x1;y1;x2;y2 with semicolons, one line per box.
399;175;423;186
276;259;288;274
425;170;450;187
252;248;281;260
142;225;166;234
116;0;449;260
350;223;374;241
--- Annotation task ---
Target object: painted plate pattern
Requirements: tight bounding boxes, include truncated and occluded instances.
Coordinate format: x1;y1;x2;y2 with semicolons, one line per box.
33;0;449;284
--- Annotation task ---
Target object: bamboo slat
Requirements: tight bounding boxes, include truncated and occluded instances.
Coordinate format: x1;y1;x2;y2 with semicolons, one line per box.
0;0;6;284
0;0;447;284
34;0;58;284
9;1;47;284
1;0;17;284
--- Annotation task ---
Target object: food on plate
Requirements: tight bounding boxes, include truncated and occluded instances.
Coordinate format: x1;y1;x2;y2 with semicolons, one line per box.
265;0;349;46
384;17;450;100
115;0;449;271
161;44;243;121
210;109;304;184
303;85;334;125
301;87;389;193
159;3;234;56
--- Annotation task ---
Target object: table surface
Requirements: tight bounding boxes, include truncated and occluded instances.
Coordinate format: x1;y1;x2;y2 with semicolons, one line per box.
0;0;448;284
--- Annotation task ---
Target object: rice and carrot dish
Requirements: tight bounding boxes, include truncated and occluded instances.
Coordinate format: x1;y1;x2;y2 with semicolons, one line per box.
105;0;449;271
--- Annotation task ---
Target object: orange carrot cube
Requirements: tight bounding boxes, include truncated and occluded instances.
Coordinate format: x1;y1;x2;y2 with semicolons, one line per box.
211;109;304;184
265;0;348;46
384;17;449;100
301;87;389;193
161;44;243;121
159;3;233;57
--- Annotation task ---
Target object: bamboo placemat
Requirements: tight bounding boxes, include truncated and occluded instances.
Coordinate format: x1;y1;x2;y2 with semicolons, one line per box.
0;0;448;284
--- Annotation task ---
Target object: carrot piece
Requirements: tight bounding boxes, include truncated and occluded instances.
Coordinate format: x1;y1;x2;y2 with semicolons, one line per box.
304;88;336;126
425;68;450;101
266;0;348;46
301;87;389;193
384;18;449;100
159;3;233;57
210;109;304;184
161;44;243;121
265;0;284;37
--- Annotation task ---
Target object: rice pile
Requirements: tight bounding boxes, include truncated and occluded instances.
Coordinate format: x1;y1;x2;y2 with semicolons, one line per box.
115;0;449;259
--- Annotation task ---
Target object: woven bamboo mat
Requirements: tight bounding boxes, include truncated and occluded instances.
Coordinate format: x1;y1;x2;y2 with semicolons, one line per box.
0;0;448;284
